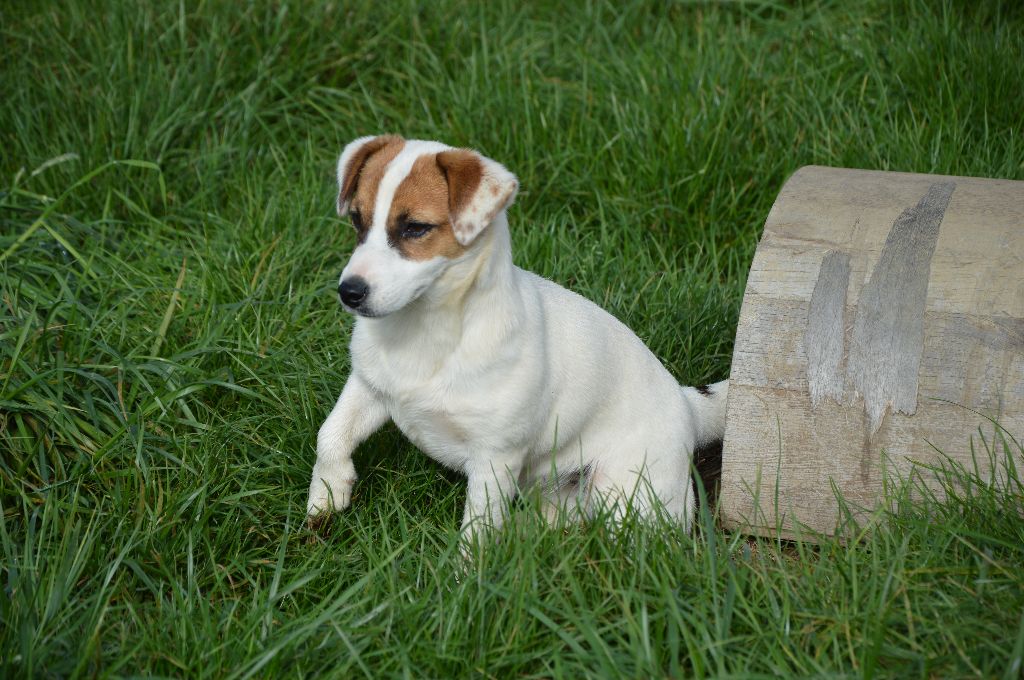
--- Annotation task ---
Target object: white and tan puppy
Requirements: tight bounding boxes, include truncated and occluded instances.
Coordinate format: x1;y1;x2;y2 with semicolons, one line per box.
307;135;728;538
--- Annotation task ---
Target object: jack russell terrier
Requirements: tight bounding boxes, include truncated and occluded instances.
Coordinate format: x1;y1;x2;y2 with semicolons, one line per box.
306;135;728;538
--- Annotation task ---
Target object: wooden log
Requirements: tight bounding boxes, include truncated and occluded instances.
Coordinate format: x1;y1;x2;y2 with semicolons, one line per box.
720;166;1024;540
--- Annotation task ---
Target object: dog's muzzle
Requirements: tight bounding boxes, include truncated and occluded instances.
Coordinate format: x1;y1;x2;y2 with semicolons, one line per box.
338;276;370;309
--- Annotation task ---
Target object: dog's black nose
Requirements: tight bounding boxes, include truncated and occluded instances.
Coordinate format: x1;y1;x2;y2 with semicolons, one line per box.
338;277;370;308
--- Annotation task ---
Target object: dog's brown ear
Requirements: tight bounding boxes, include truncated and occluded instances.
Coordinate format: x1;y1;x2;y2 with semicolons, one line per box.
336;135;402;215
435;149;518;246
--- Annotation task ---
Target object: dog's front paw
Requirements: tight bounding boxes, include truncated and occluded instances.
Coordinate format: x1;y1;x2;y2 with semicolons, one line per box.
306;463;356;520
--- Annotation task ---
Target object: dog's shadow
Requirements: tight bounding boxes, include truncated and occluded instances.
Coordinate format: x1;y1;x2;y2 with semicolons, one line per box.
692;439;723;511
357;424;464;506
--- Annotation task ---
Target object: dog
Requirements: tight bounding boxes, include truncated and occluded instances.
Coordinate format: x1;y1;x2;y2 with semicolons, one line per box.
306;135;729;539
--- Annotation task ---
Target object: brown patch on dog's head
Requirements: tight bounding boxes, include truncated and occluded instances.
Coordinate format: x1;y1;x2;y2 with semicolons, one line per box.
435;149;483;219
337;140;517;259
386;155;467;261
347;139;403;218
436;148;517;246
337;135;404;241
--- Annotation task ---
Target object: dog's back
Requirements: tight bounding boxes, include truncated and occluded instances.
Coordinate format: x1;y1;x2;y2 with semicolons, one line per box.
516;269;727;524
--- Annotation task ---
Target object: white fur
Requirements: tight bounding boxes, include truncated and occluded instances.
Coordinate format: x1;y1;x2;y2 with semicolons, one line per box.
309;139;729;540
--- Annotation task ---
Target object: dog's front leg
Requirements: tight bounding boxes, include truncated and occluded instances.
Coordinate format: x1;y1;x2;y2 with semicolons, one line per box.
306;375;388;520
460;457;523;541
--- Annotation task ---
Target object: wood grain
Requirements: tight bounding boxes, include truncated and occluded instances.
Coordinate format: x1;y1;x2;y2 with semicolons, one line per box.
720;166;1024;539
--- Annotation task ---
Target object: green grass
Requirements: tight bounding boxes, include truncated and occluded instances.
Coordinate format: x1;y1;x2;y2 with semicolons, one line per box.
2;0;1023;676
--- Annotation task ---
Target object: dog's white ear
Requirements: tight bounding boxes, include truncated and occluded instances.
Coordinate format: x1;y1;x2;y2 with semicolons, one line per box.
336;135;401;216
435;149;518;246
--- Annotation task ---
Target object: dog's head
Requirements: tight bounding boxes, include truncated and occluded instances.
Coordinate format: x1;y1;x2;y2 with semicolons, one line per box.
333;136;518;317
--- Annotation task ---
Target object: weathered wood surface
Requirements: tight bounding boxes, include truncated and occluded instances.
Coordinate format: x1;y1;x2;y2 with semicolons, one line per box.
720;166;1024;539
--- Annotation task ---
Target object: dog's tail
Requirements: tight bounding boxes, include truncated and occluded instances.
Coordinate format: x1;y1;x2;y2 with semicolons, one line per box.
683;379;729;448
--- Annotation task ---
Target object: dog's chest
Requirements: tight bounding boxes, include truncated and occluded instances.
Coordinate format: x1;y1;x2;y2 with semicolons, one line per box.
357;353;483;469
351;316;538;469
389;400;471;468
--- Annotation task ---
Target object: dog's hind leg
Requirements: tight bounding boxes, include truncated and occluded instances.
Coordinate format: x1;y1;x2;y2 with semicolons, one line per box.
538;483;588;526
536;462;593;526
460;455;525;541
586;456;695;531
307;375;389;520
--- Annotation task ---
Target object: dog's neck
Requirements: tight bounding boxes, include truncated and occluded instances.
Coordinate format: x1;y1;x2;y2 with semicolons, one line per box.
360;213;522;361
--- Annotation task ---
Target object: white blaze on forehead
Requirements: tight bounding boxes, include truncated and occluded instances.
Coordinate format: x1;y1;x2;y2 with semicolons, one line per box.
370;140;452;235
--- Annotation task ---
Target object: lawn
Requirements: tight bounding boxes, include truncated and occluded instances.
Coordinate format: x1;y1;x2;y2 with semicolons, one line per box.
2;0;1023;676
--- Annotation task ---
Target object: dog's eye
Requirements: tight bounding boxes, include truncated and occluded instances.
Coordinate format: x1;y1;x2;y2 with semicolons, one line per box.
402;221;435;239
349;210;363;231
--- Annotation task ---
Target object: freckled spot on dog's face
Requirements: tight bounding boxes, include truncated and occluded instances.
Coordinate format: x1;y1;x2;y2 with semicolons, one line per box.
387;155;467;261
